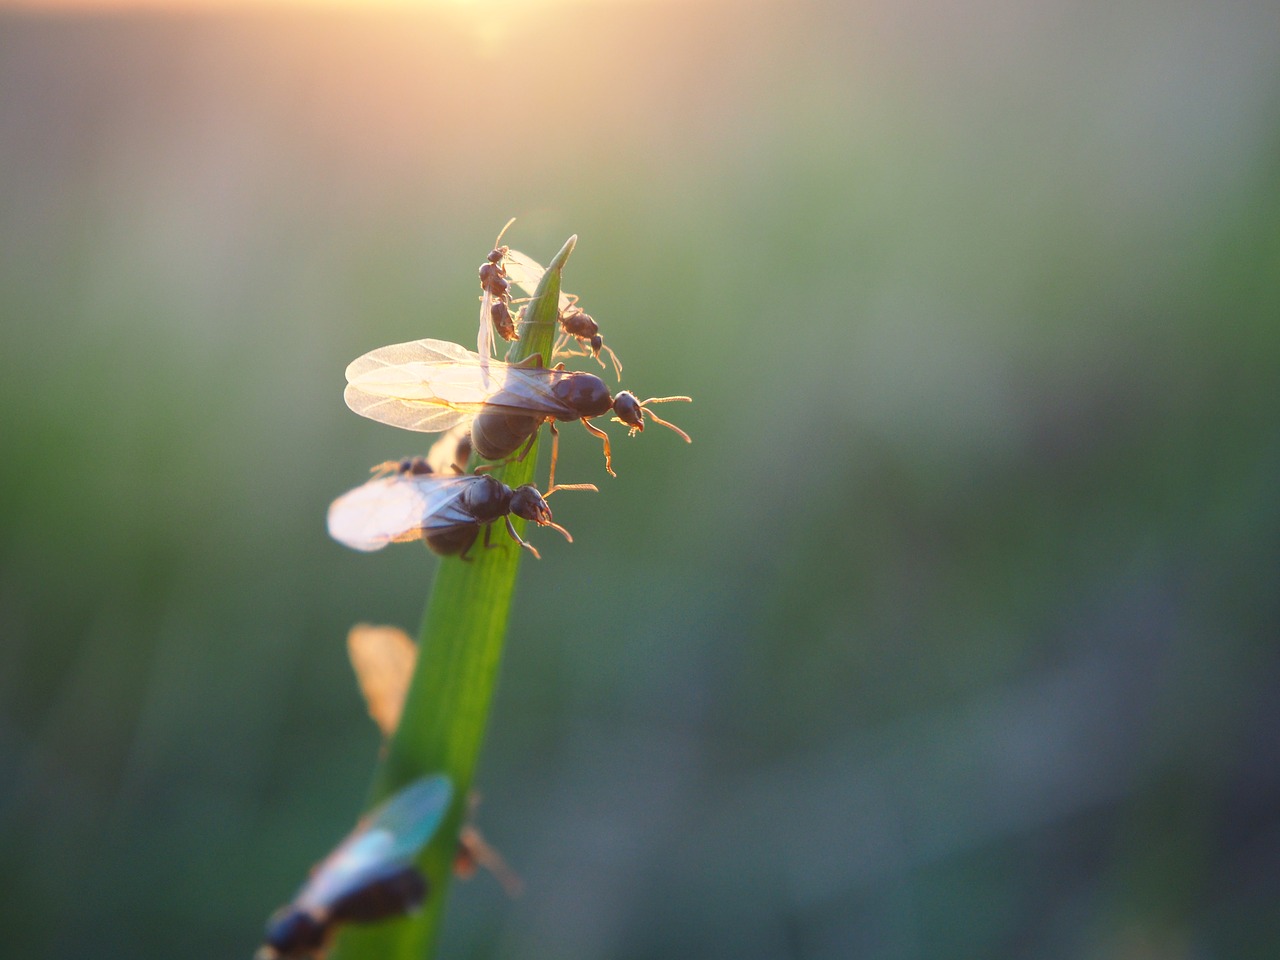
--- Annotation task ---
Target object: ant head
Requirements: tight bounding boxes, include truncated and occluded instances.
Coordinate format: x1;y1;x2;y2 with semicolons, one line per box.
612;393;693;442
612;390;645;435
508;485;553;525
553;372;614;419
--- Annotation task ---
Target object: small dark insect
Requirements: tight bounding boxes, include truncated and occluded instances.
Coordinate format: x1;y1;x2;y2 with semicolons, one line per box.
504;248;623;380
477;218;517;363
343;338;691;481
257;775;452;960
327;456;592;560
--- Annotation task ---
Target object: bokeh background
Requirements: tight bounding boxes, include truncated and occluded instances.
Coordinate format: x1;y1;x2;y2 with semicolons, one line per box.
2;1;1278;957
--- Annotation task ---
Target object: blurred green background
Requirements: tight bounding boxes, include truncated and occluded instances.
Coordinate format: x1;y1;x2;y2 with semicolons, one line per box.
2;2;1278;958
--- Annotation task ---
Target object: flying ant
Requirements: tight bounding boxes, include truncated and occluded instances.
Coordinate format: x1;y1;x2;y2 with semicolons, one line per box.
257;775;452;960
327;454;592;560
477;218;518;364
503;248;623;380
343;338;690;481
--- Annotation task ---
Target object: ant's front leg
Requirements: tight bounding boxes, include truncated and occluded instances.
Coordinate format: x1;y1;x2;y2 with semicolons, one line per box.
503;516;542;560
581;418;615;477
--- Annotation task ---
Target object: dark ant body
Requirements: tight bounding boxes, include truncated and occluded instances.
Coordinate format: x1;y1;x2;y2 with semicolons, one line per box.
328;454;587;560
344;338;690;483
554;301;622;380
478;219;518;356
257;776;451;960
469;359;690;482
502;249;623;379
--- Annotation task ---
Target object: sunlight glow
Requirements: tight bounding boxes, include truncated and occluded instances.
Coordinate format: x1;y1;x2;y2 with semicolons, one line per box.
0;0;639;9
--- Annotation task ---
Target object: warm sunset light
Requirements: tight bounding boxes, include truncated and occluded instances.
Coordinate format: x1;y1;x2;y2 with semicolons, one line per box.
0;0;646;8
4;0;1276;956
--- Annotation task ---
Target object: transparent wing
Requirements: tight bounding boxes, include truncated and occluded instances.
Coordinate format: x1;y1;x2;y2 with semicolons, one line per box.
343;338;577;433
295;774;453;915
425;425;473;475
504;249;574;312
347;624;417;738
343;383;476;434
327;472;475;552
477;287;495;360
345;338;491;402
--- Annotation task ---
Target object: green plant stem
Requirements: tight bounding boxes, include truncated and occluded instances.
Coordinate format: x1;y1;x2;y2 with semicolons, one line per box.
329;234;576;960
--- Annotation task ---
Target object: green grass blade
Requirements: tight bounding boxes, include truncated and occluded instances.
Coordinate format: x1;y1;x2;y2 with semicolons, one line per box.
328;234;577;960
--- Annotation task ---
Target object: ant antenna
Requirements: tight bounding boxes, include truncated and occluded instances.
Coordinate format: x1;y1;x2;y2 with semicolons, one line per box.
493;216;516;250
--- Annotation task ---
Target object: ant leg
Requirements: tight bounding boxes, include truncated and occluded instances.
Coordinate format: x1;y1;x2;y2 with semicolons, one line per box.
513;427;541;465
544;425;598;493
555;340;590;361
581;419;615;477
457;824;525;897
459;535;477;562
474;425;542;475
503;516;542;560
545;422;561;491
602;344;623;381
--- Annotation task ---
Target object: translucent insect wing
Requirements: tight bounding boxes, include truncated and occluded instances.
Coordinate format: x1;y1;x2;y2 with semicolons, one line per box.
294;774;454;915
345;338;475;383
503;250;574;312
344;339;577;433
328;475;436;552
413;475;486;532
327;473;474;551
477;286;495;360
343;383;475;434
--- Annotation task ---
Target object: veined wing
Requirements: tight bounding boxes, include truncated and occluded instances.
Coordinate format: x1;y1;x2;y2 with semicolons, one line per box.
504;250;575;312
295;775;453;915
344;383;475;434
327;472;474;552
345;338;485;400
344;338;578;433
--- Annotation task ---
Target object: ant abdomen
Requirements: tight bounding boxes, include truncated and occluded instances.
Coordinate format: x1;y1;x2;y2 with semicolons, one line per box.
470;405;546;461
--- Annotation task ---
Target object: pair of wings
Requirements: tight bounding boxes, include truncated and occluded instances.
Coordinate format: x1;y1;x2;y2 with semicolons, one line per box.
327;471;488;553
476;249;576;361
344;338;575;434
292;774;453;917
